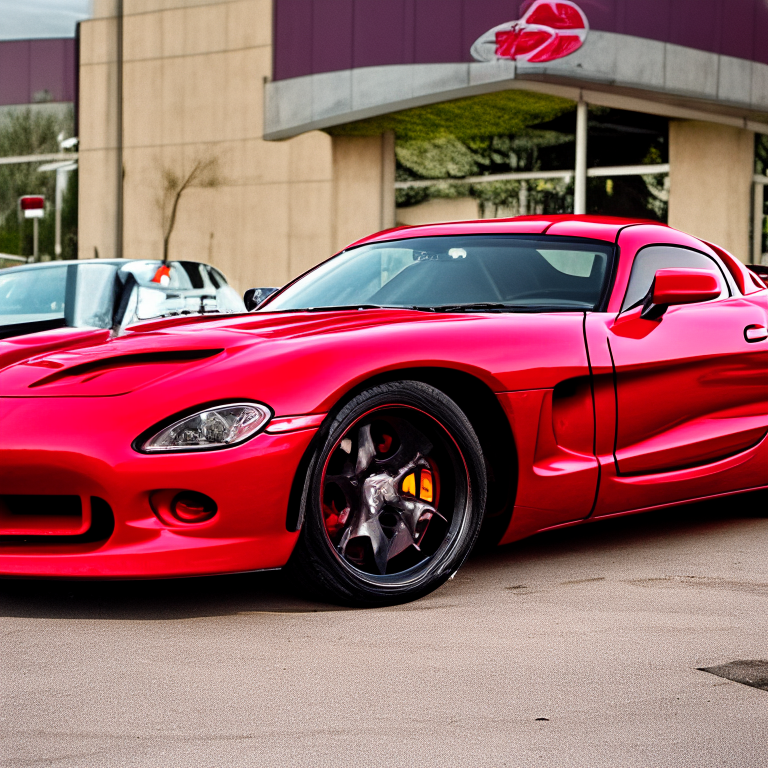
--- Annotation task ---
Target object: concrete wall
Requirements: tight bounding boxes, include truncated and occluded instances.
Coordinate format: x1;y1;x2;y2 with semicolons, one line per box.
79;0;394;292
396;197;480;227
79;7;122;261
668;120;754;261
331;133;394;252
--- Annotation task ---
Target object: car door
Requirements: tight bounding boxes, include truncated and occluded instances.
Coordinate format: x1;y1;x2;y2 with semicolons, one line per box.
607;242;768;479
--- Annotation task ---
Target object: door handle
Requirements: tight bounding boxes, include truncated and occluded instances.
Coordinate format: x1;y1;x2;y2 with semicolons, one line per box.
744;324;768;342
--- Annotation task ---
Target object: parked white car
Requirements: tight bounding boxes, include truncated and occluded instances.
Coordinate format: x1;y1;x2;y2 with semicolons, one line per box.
0;259;245;339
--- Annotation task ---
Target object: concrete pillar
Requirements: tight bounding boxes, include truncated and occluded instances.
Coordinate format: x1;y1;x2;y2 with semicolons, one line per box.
753;182;764;265
332;133;396;252
78;0;122;260
573;101;587;215
381;131;396;230
668;120;754;262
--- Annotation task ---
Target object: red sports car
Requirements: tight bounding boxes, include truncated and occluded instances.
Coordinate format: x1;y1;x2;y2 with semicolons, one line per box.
1;216;766;605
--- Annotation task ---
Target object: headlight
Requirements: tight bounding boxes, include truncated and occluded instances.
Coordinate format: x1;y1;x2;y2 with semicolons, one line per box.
136;402;272;453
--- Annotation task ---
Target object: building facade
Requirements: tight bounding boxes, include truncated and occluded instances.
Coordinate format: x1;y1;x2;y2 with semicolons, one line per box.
79;0;768;293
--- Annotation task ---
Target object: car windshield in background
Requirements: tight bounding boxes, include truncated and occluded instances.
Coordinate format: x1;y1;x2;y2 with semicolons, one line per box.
265;235;614;313
0;260;245;335
0;262;123;331
122;261;245;324
0;265;69;326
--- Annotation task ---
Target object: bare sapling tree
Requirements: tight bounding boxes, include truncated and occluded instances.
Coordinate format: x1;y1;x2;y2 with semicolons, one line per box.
159;156;220;263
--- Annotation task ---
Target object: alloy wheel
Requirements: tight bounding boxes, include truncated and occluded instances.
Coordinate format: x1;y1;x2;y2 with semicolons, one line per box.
321;406;467;578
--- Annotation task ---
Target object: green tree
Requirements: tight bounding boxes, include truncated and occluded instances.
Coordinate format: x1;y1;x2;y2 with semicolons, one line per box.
158;156;221;262
0;108;75;258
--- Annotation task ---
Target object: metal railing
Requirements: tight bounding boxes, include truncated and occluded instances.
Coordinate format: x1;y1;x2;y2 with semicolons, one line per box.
394;163;670;190
0;153;78;166
752;174;768;265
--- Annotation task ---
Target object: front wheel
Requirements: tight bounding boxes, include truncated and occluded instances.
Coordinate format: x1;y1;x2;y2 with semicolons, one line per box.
288;381;487;606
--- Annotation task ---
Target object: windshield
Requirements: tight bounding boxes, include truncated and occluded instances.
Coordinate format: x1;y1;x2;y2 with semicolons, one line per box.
266;235;614;312
0;265;69;325
0;263;119;330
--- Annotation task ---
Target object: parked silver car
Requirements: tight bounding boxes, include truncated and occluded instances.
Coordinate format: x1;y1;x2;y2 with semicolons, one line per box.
0;259;245;339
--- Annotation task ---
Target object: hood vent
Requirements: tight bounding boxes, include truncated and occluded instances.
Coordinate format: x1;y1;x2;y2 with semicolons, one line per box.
28;349;223;388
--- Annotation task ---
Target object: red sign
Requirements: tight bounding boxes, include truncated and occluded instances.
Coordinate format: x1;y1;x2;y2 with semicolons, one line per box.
19;195;45;210
19;195;45;219
471;0;589;64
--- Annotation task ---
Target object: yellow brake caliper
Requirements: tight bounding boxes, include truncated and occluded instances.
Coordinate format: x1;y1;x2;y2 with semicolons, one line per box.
402;469;433;502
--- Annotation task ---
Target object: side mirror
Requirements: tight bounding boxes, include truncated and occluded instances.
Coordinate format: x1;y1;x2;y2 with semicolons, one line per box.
244;287;278;311
640;268;721;320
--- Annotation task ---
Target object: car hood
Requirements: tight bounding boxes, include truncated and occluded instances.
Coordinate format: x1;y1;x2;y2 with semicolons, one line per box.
0;309;473;396
0;308;588;409
0;326;111;372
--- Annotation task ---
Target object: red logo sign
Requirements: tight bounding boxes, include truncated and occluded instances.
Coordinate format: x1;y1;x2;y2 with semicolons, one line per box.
471;0;589;64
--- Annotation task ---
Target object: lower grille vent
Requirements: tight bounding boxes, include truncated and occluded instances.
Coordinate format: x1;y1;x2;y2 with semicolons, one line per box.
0;496;114;544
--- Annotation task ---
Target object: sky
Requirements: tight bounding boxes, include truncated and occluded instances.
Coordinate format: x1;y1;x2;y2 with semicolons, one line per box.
0;0;91;40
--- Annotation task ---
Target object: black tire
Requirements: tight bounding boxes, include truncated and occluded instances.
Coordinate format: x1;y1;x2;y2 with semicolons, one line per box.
287;381;487;606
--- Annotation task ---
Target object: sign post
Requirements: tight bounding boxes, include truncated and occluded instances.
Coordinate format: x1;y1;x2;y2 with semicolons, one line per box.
37;139;78;259
19;195;45;261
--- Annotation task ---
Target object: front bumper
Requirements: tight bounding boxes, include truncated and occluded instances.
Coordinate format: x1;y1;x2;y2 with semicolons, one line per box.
0;397;316;578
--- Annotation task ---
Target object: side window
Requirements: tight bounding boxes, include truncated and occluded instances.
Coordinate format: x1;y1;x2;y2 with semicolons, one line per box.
621;246;728;312
207;266;223;288
168;263;194;290
176;262;205;289
539;249;605;278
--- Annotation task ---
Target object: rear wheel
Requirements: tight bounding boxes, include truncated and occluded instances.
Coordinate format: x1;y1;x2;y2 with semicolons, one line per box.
288;381;487;606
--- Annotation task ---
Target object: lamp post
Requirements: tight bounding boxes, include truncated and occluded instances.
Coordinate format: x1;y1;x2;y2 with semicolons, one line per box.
38;160;78;258
37;136;79;259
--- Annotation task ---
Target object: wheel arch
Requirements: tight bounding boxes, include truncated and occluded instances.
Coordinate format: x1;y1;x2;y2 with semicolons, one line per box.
286;366;517;547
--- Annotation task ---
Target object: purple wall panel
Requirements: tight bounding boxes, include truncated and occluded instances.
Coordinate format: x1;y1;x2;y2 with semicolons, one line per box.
273;0;768;80
0;40;31;106
669;0;720;53
0;38;75;107
753;2;768;66
576;0;616;32
414;0;464;64
352;0;409;68
617;0;670;42
402;0;417;66
64;38;77;101
461;0;514;55
312;0;353;75
31;39;64;102
718;0;755;61
273;0;314;81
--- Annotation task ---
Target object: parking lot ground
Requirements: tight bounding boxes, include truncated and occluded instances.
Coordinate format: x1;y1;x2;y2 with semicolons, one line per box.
2;492;768;768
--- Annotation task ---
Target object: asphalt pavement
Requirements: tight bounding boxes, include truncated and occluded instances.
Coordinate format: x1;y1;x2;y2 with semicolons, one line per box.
2;492;768;767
